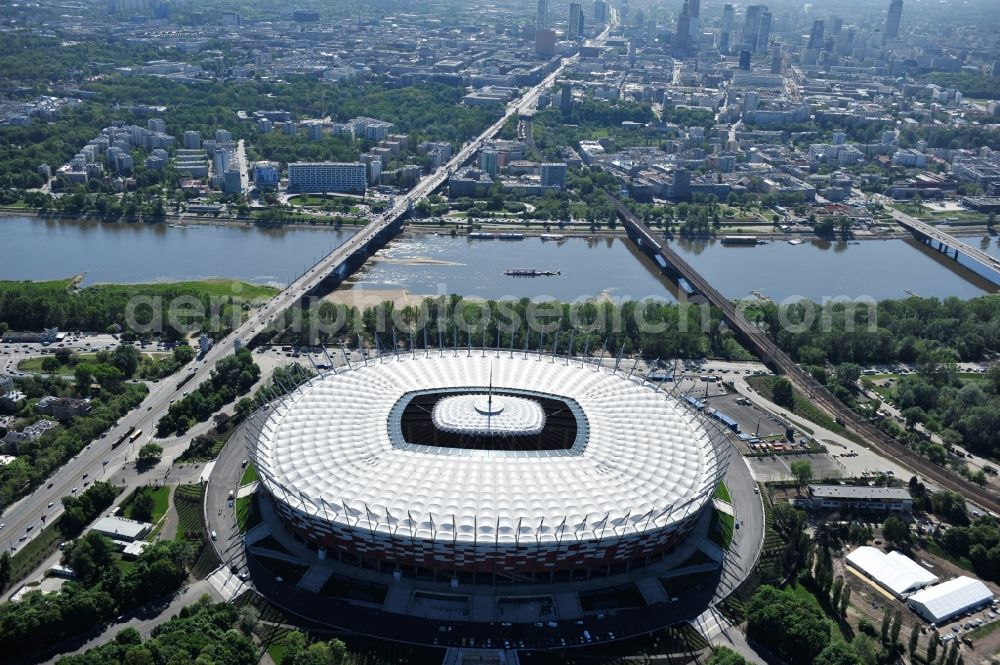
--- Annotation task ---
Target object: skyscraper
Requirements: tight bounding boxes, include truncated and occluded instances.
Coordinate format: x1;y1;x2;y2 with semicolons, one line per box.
569;2;583;40
884;0;903;43
755;10;771;53
674;1;692;59
687;0;701;38
743;5;765;52
594;0;608;23
738;50;752;71
808;20;825;50
536;0;547;29
719;3;734;54
770;43;782;74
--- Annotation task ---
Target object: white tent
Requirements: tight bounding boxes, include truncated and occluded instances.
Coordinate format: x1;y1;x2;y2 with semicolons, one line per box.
846;546;939;598
907;576;994;624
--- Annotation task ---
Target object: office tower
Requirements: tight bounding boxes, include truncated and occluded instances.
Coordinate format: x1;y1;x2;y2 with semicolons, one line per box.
560;84;573;116
673;1;692;59
535;28;556;56
808;20;825;50
569;3;583;40
884;0;903;43
738;49;752;71
479;150;499;178
770;43;782;74
719;3;734;54
721;3;734;32
743;5;764;52
831;16;843;35
536;0;547;29
755;10;771;53
687;0;700;37
594;0;608;23
540;163;567;189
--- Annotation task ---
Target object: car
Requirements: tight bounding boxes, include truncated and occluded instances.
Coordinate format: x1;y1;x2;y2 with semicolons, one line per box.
18;535;27;542
275;576;284;583
238;572;250;581
47;502;53;508
71;487;78;493
0;523;5;530
82;473;88;479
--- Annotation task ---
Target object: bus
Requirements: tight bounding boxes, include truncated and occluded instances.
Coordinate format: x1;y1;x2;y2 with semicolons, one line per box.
112;426;135;449
128;429;143;444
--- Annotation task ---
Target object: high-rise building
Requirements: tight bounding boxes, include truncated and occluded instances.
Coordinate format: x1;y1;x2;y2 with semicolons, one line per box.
808;20;825;50
536;0;547;29
673;1;692;59
569;3;584;40
755;10;771;53
770;43;782;74
738;50;752;71
287;162;367;194
884;0;903;43
594;0;608;23
721;3;734;33
183;131;201;149
831;16;843;35
743;5;764;51
535;28;557;56
479;150;499;177
540;163;567;189
687;0;700;38
559;84;573;116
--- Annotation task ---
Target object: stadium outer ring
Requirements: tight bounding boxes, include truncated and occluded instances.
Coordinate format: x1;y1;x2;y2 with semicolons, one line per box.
244;350;731;578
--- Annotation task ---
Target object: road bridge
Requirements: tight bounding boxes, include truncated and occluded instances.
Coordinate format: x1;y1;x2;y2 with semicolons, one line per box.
611;195;1000;514
889;207;1000;288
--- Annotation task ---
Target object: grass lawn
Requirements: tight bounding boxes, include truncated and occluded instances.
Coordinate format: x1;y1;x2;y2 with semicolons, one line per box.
173;484;206;541
714;482;732;503
240;464;258;486
710;509;735;550
114;556;137;575
966;618;1000;641
18;353;100;375
7;523;63;587
122;485;172;523
236;493;262;534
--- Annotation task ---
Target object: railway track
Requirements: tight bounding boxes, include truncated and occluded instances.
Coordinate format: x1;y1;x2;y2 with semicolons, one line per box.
610;195;1000;514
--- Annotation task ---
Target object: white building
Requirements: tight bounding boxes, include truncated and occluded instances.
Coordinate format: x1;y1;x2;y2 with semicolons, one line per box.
907;577;994;624
845;546;939;598
287;162;367;194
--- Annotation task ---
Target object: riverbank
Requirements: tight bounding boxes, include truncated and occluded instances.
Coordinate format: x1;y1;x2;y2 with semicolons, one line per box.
5;205;996;243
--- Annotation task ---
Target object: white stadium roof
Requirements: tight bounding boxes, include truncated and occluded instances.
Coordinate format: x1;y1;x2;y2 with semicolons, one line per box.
251;353;723;544
846;546;939;598
907;576;995;624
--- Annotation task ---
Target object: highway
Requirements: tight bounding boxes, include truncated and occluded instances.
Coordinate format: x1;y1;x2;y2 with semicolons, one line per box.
610;195;1000;515
888;206;1000;281
0;31;605;566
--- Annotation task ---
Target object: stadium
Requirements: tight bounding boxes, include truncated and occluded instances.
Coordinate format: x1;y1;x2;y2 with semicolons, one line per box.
245;349;731;586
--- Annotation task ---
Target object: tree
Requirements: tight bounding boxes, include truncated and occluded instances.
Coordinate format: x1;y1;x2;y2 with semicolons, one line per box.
908;623;920;656
706;646;748;665
130;489;155;522
835;362;862;389
110;344;141;378
0;551;10;590
773;377;794;408
882;515;910;549
831;575;844;611
839;584;851;616
66;532;116;587
927;630;938;663
790;460;813;492
745;585;832;663
890;609;903;646
41;356;61;373
137;443;163;470
814;642;861;665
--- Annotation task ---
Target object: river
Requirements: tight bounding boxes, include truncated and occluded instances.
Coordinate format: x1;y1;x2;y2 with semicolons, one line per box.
1;216;996;302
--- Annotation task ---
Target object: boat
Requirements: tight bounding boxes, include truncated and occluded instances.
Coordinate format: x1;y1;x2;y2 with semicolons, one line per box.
540;233;566;241
504;269;562;277
721;235;758;246
468;232;497;239
498;232;525;240
786;238;804;245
